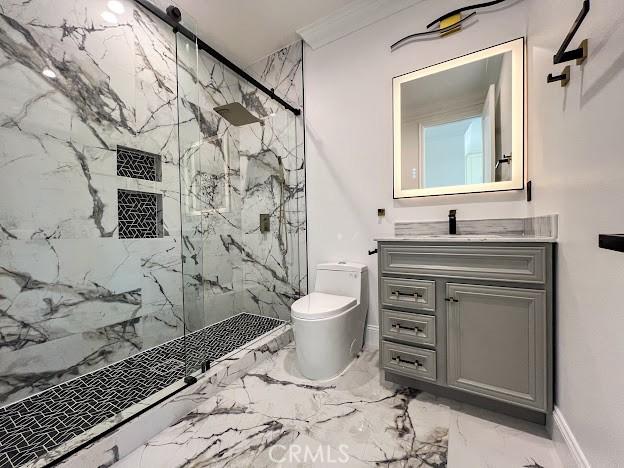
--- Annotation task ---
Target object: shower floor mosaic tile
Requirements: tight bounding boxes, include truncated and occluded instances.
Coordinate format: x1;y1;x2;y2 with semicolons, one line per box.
0;313;284;468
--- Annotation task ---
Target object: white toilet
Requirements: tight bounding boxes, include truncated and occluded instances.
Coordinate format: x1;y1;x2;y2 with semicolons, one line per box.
291;262;368;380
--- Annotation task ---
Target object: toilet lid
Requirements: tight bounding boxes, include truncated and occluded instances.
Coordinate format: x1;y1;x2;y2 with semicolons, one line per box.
291;292;356;320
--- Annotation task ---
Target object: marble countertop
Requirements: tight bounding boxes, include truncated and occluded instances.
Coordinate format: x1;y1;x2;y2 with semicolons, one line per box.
375;235;557;243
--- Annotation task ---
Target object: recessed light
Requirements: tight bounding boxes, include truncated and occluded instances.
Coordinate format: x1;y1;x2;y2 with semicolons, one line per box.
101;11;118;24
107;0;125;14
42;68;57;79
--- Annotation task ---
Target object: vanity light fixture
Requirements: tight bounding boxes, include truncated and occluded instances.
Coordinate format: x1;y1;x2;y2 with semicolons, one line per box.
107;0;125;15
390;0;512;51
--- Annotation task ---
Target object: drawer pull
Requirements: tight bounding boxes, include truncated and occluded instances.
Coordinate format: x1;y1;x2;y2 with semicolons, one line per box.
392;290;422;301
393;355;421;368
392;322;425;337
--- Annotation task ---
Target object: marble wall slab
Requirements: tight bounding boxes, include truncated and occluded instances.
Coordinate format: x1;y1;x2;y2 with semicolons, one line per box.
191;41;307;326
395;215;558;239
0;0;187;406
0;0;306;407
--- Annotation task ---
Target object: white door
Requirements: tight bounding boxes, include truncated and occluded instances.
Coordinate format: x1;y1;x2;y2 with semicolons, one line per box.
481;84;496;182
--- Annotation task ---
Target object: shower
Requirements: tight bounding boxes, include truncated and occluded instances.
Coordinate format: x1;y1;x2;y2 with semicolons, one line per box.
213;102;262;126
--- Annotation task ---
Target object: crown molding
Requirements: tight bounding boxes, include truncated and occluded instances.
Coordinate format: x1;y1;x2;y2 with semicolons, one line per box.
297;0;421;50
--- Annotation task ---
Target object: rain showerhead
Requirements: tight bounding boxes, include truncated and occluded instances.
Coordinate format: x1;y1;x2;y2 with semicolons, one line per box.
213;102;262;127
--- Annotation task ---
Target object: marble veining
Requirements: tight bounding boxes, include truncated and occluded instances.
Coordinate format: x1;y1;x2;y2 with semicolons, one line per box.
53;325;293;468
114;346;451;468
393;215;558;241
0;313;285;468
112;345;564;468
0;0;306;408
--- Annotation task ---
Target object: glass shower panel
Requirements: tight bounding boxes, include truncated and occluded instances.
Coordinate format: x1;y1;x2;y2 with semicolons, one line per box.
177;45;304;377
189;54;245;335
171;14;208;379
236;109;303;321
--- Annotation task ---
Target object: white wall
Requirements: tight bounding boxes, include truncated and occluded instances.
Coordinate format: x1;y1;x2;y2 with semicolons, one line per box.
527;1;624;466
304;0;624;466
304;0;530;330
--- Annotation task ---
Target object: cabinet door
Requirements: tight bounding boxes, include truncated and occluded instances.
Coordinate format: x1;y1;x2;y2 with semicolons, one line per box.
446;283;547;411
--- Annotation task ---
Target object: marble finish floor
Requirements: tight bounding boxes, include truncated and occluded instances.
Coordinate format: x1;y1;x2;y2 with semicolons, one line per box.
114;345;562;468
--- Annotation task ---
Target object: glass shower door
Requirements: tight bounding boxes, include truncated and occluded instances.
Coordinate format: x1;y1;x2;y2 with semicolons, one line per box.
175;42;305;379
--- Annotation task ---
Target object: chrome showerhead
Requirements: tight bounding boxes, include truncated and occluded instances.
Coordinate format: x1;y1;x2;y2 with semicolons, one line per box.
213;102;262;127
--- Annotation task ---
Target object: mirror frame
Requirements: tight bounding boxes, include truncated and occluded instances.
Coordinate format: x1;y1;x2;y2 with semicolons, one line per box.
393;37;526;198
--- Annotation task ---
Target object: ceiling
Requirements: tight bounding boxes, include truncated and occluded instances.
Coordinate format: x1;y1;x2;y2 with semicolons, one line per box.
401;54;506;119
173;0;354;67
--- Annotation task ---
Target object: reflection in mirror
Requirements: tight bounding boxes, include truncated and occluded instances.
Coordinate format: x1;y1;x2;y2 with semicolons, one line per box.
394;38;524;198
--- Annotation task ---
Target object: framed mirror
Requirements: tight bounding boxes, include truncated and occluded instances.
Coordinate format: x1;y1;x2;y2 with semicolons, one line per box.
393;38;525;198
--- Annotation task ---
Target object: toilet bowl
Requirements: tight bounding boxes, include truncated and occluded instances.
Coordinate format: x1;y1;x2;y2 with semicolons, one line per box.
291;262;368;380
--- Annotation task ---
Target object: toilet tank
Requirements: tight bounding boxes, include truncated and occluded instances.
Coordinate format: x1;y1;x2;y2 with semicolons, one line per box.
314;262;368;304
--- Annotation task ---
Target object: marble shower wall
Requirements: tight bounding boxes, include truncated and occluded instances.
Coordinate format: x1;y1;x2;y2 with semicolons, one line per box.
0;0;306;407
193;41;306;327
0;0;189;406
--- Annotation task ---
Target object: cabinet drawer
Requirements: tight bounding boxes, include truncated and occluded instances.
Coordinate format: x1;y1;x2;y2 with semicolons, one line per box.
381;277;435;312
381;309;436;347
381;341;437;382
380;243;547;284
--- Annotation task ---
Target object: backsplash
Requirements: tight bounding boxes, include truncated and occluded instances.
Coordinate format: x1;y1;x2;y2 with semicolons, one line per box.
395;215;558;238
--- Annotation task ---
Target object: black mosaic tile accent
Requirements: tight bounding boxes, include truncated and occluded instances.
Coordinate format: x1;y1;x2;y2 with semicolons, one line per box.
117;189;163;239
0;313;285;468
116;146;162;181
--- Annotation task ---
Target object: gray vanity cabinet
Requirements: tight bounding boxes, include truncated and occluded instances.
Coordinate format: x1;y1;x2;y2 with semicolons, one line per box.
446;283;547;411
378;241;555;424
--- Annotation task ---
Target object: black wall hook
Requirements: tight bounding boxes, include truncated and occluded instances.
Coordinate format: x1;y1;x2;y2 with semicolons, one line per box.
547;66;571;87
368;249;378;255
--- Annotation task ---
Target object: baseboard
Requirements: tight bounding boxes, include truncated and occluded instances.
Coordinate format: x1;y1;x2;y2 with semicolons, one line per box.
364;324;379;349
553;406;591;468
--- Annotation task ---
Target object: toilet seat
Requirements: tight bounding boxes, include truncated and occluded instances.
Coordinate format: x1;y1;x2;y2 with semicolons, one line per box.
291;292;356;320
